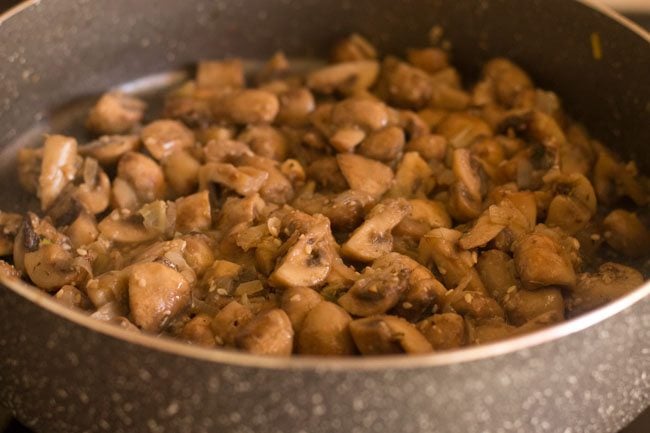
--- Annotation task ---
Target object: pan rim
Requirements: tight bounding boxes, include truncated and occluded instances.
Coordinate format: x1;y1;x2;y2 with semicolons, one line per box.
0;0;649;371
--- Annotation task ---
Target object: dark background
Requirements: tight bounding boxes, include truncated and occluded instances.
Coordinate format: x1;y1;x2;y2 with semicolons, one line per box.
0;0;648;432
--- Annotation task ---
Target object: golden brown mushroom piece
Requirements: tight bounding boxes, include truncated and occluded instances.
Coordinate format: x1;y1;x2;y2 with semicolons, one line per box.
502;287;564;326
337;153;395;201
86;92;146;135
297;301;356;356
376;57;432;109
387;152;435;199
448;148;487;222
306;60;379;95
235;308;294;356
78;135;140;166
98;210;159;244
545;173;597;234
112;151;167;211
269;213;334;288
38;135;79;211
213;89;280;125
419;228;487;294
566;262;643;315
238;125;288;161
211;300;254;347
140;119;195;161
280;286;323;332
341;198;411;262
513;225;578;290
162;150;201;197
175;191;212;233
349;315;433;355
127;261;191;333
417;313;466;350
602;209;650;258
198;162;269;196
358;126;405;162
292;187;373;232
276;88;316;127
330;33;377;63
180;314;217;348
196;59;244;90
0;212;23;256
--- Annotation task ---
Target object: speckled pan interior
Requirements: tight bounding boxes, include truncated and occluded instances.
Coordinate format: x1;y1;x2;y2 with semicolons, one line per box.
0;1;648;432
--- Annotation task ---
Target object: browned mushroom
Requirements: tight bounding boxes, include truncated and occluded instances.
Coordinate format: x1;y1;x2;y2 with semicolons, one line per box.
198;162;269;196
602;209;650;258
0;212;23;256
235;308;294;356
175;191;212;233
86;92;146;135
358;126;405;162
141;119;195;161
127;261;191;333
545;173;597;234
78;135;140;166
210;300;254;346
112;151;167;211
238;125;288;161
566;262;643;315
297;301;356;355
349;315;433;355
179;314;216;348
280;286;323;332
196;59;244;90
39;135;80;211
417;313;466;350
502;287;564;326
306;60;379;95
341;198;410;262
213;89;280;125
387;152;435;198
330;34;377;63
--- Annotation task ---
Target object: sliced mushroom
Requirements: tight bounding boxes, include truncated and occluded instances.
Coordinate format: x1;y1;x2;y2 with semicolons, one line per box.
175;191;212;233
113;152;167;211
476;249;518;302
376;57;432;109
0;212;23;256
297;301;356;355
358;126;405;162
280;286;323;332
341;198;410;262
417;313;466;350
238;125;287;161
502;287;564;326
78;135;140;166
98;210;159;244
127;261;191;333
23;243;86;292
213;89;279;125
337;154;394;201
235;308;294;356
387;151;435;198
306;60;379;95
394;199;451;239
513;226;577;290
196;59;244;90
418;228;487;293
602;209;650;258
448;148;487;222
566;262;643;315
437;113;492;149
269;213;334;288
39;135;79;211
198;162;269;196
141;119;195;161
349;315;433;355
181;234;215;278
330;34;377;63
292;188;373;232
86;92;146;135
545;173;597;234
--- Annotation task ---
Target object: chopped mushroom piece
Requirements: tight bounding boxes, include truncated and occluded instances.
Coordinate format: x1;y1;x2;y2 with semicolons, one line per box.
0;212;23;256
297;301;356;355
280;286;323;332
196;59;244;89
238;125;288;161
86;92;146;135
417;313;466;350
235;308;294;356
567;262;643;315
162;150;201;196
23;243;86;292
211;301;254;346
180;314;216;348
502;287;564;326
175;191;212;233
113;152;167;211
39;135;79;211
214;89;279;125
78;135;140;166
349;315;433;355
198;162;269;196
141;119;195;161
306;60;379;95
387;151;435;198
358;126;405;162
330;33;377;63
127;262;191;333
341;198;411;262
602;209;650;258
337;153;394;200
98;210;159;244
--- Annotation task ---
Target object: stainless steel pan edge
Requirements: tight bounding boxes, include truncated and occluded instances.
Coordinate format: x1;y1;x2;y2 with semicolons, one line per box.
0;0;648;432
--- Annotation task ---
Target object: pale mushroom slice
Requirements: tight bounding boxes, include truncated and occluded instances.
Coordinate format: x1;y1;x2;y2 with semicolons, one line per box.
336;153;394;201
341;198;411;262
566;262;643;316
198;162;269;196
38;135;80;211
306;60;379;95
235;308;294;356
127;261;191;333
349;315;433;355
98;209;160;244
78;135;140;166
86;92;146;135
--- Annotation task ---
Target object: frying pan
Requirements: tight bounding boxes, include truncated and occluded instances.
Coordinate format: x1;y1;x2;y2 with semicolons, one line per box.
0;0;649;432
